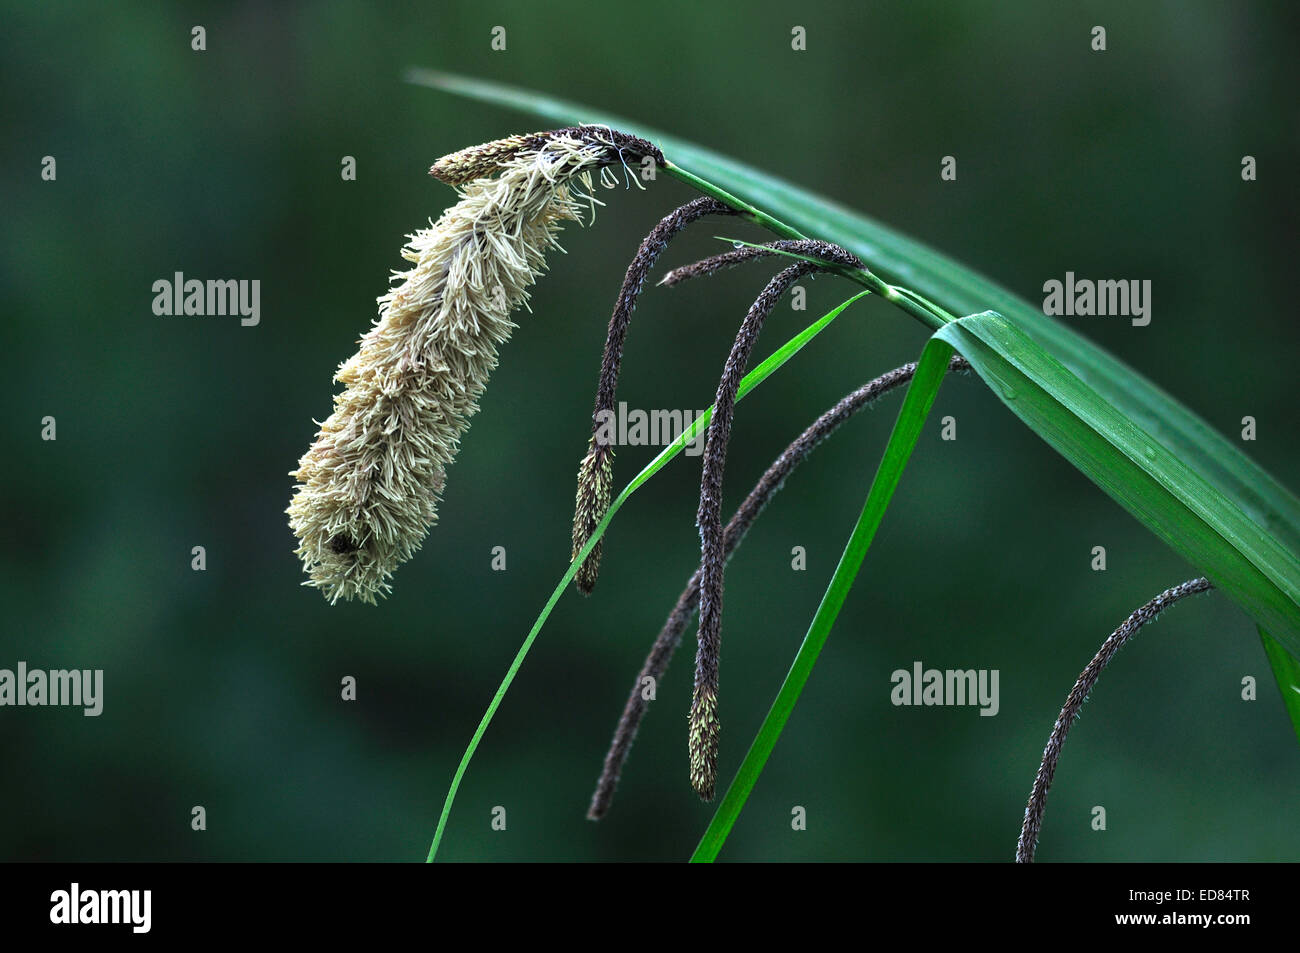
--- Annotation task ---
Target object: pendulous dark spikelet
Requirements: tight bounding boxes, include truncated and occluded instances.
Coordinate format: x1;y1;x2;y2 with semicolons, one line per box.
659;239;866;287
570;197;738;595
1016;576;1213;862
690;242;863;800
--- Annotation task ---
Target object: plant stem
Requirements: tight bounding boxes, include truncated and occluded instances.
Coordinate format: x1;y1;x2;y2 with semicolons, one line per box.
663;160;950;332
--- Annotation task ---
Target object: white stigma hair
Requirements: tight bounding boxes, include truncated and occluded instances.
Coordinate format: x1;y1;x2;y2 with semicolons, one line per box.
288;127;662;603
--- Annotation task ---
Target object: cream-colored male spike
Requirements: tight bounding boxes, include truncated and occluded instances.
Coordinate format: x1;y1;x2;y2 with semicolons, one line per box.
288;127;663;603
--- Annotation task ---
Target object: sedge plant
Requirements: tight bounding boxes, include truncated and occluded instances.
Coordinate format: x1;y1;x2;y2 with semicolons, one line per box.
284;71;1300;862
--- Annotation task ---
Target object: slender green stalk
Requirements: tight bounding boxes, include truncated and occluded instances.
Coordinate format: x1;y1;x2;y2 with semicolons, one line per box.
690;337;957;862
425;290;870;861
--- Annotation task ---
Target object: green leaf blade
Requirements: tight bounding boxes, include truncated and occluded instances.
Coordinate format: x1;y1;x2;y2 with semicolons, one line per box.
935;312;1300;654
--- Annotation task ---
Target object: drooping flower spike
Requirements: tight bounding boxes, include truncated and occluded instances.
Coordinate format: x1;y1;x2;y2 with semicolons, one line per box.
288;127;662;604
571;197;740;596
658;239;862;288
690;241;863;800
1016;576;1213;862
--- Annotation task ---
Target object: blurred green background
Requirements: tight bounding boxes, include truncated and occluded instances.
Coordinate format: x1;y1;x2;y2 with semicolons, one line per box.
3;0;1297;861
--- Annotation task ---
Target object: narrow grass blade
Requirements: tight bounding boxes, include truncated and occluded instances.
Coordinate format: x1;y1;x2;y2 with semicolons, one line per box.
1260;627;1300;747
690;337;956;862
425;291;869;861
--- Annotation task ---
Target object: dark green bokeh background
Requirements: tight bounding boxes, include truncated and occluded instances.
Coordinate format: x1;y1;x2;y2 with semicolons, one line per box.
4;1;1297;861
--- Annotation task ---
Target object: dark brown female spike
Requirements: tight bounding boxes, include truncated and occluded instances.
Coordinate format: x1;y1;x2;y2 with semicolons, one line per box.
570;197;739;596
689;240;863;800
1016;576;1214;862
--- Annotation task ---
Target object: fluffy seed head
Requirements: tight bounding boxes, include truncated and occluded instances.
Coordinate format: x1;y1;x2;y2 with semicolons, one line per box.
288;128;662;604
